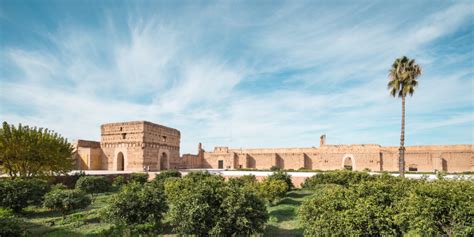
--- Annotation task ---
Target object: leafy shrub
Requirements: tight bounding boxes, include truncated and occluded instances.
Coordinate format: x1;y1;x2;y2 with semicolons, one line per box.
154;170;181;183
43;189;91;216
50;183;67;191
257;178;288;205
75;176;110;196
0;178;49;212
302;170;374;188
268;170;293;191
183;171;213;181
103;182;167;230
0;208;25;237
129;173;149;184
165;173;267;235
299;179;410;236
213;188;268;235
395;180;474;236
269;166;280;171
112;176;126;188
227;175;257;189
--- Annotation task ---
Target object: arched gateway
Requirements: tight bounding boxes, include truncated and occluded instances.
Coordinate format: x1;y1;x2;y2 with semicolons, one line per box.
342;154;355;171
116;152;125;171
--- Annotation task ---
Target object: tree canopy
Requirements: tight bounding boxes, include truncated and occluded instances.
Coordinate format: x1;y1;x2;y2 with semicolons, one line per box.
388;56;421;98
0;121;74;177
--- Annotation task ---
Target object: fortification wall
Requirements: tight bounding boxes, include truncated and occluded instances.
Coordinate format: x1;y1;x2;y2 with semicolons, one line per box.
201;144;473;173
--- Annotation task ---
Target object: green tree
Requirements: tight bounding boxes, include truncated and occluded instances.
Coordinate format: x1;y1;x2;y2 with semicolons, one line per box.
0;208;25;237
75;176;110;198
212;187;268;235
164;173;268;235
299;178;415;236
0;122;74;177
103;182;167;233
129;173;149;184
388;56;422;177
301;170;374;188
0;178;49;212
268;170;293;191
43;189;91;216
164;174;225;235
395;180;474;236
257;178;288;205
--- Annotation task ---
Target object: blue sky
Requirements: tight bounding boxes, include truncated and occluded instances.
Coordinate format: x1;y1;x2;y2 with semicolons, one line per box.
0;0;473;153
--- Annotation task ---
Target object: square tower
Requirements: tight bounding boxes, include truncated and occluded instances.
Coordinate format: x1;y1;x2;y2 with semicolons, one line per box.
100;121;180;171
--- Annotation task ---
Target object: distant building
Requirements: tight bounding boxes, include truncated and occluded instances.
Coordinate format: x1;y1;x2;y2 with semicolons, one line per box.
74;121;473;173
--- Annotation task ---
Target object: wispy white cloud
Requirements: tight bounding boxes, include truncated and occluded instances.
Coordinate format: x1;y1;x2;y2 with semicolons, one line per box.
1;1;472;153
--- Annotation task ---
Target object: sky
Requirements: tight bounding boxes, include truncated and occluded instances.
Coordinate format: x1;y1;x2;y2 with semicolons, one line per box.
0;0;473;154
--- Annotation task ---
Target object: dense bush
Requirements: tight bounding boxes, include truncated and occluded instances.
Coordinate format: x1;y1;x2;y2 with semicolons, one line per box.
299;178;411;236
154;170;181;183
183;170;213;181
0;178;49;212
103;182;167;232
395;180;474;236
257;178;288;205
112;175;126;188
227;175;257;189
213;187;268;235
268;170;293;191
269;166;280;171
0;208;25;237
43;189;91;216
129;173;149;184
165;172;268;235
75;176;110;197
299;173;473;236
301;170;375;188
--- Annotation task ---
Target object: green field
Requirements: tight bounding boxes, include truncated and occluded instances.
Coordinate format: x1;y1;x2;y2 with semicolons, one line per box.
18;189;312;236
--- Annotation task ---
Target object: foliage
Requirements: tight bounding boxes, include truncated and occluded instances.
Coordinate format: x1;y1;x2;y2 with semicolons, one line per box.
388;56;422;98
257;178;288;205
0;208;25;237
270;166;280;171
0;121;74;177
129;173;149;184
299;174;473;236
75;176;110;197
103;182;167;232
156;169;182;180
112;175;127;188
213;187;268;235
268;170;294;191
183;170;214;181
50;183;67;191
43;189;91;216
165;172;268;235
0;178;50;212
301;170;374;188
299;179;410;236
227;174;257;189
395;180;474;236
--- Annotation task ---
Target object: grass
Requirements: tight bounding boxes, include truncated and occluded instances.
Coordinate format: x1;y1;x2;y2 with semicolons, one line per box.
17;189;313;236
20;193;113;236
264;189;314;237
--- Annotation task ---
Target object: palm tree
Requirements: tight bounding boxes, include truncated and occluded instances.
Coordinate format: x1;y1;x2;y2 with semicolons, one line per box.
388;56;422;177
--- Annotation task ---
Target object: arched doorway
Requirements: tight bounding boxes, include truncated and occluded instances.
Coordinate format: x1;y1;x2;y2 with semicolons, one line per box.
160;152;169;170
342;155;355;171
117;152;124;171
343;157;353;170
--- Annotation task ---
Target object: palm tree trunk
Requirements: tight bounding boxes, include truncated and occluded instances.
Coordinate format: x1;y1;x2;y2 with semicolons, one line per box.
399;95;406;177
